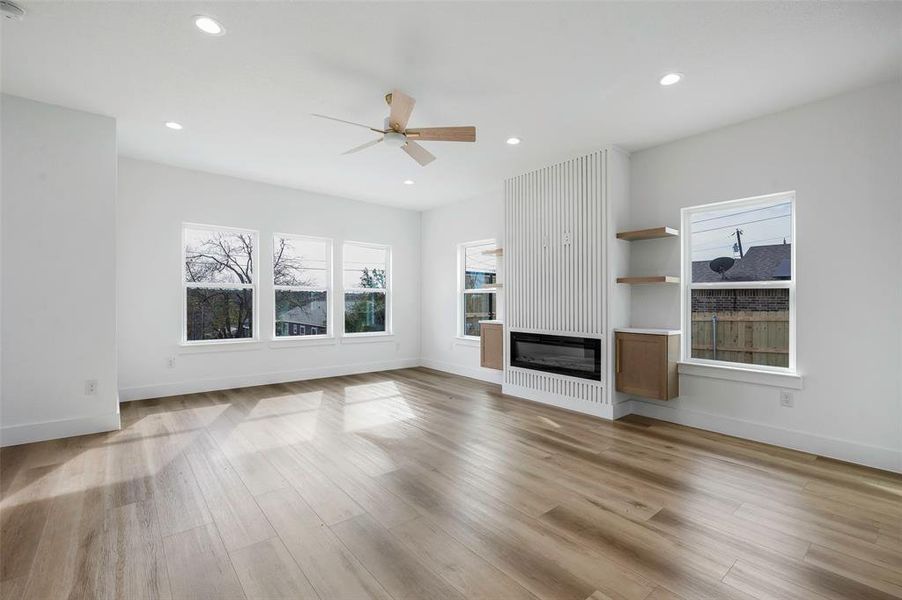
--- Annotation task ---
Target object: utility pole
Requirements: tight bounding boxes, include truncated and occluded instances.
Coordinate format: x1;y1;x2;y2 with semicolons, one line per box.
731;228;745;258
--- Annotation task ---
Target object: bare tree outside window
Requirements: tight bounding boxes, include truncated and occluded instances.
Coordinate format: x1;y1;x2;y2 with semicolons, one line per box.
273;235;330;337
184;227;256;341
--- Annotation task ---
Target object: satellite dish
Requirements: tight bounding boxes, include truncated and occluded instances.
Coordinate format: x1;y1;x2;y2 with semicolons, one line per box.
709;256;735;280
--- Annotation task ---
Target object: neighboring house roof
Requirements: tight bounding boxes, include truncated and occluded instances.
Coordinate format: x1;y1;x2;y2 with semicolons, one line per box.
692;243;791;282
277;299;327;326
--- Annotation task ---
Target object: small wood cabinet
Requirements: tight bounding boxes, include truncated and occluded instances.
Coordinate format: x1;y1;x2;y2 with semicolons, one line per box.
615;330;680;400
480;322;503;370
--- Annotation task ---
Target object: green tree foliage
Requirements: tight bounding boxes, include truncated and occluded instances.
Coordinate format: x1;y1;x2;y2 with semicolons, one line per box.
358;267;385;289
345;268;386;333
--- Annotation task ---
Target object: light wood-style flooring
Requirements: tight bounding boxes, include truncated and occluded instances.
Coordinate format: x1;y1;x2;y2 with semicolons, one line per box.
2;367;901;599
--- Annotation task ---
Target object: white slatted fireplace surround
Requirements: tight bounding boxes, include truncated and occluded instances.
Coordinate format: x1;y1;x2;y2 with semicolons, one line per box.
503;147;631;418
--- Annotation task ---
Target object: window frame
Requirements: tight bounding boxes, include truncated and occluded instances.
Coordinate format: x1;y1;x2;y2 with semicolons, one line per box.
341;240;392;337
272;232;333;342
680;191;797;374
181;222;259;346
458;239;499;340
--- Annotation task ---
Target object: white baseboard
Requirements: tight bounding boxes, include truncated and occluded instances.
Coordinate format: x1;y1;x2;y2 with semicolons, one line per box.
612;400;634;419
119;358;421;402
502;383;613;419
1;411;121;447
626;400;902;474
419;358;504;385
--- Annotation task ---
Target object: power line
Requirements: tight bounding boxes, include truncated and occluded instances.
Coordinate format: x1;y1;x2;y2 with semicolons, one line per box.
692;212;791;234
692;235;791;251
691;202;791;224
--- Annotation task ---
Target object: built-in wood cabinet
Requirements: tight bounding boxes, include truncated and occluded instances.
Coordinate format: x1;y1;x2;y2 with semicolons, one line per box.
615;330;680;400
480;322;503;370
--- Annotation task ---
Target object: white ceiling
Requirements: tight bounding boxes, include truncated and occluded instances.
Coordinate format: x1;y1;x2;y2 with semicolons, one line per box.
3;2;901;210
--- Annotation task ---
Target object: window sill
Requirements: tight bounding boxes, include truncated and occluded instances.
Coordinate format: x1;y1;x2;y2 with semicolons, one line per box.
678;361;803;389
178;339;263;354
340;333;395;344
269;336;337;348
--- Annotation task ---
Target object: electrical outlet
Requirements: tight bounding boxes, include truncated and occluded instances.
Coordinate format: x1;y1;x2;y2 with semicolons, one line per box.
167;356;176;369
780;390;794;407
85;379;98;395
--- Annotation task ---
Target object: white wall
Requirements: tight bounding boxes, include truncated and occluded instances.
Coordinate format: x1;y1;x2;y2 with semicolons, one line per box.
627;81;902;472
1;95;120;445
420;188;504;383
117;158;421;400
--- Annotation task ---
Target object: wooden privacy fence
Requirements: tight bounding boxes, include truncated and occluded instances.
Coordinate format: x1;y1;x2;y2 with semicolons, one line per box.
691;311;789;367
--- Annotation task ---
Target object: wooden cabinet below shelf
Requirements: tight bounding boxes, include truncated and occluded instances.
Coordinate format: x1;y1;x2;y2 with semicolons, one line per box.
615;331;680;400
480;322;503;370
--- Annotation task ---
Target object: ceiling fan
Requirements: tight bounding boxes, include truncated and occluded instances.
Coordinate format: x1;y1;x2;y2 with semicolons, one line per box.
312;90;476;166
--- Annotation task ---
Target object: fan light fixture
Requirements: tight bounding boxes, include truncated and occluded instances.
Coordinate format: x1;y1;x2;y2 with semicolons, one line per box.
165;121;183;130
506;137;521;145
659;73;683;86
194;15;225;36
384;131;407;148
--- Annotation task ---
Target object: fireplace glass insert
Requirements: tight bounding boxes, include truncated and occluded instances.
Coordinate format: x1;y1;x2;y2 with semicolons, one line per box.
509;331;602;381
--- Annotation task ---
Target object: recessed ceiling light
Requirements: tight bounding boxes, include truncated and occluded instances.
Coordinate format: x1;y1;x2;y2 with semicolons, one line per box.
165;121;183;130
659;73;683;86
194;15;225;36
403;180;415;185
506;137;521;145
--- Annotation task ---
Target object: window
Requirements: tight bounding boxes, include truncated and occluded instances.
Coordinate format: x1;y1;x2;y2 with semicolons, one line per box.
460;240;498;338
343;242;390;335
273;234;331;338
682;192;795;371
183;224;257;343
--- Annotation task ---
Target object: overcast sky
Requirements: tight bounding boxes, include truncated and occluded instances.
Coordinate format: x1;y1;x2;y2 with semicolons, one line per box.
691;199;792;262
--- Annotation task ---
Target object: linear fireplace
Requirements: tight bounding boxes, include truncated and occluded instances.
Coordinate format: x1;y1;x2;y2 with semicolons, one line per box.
509;331;602;381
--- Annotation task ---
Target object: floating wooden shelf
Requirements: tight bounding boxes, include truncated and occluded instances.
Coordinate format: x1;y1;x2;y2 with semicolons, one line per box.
617;276;680;284
479;283;504;289
616;227;679;241
481;248;504;256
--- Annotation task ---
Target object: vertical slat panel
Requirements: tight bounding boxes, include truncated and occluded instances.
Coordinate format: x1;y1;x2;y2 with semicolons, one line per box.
503;149;609;402
590;151;597;334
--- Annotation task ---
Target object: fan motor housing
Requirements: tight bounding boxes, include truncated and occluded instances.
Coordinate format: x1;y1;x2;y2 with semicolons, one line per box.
384;131;407;148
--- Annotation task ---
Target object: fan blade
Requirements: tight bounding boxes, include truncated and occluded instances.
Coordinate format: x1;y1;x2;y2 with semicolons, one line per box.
402;140;436;166
388;90;415;131
405;126;476;142
312;113;385;133
342;137;383;155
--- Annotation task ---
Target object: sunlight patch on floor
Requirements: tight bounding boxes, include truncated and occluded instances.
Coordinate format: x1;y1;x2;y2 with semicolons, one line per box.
186;402;231;425
341;396;416;432
247;390;324;418
342;381;405;404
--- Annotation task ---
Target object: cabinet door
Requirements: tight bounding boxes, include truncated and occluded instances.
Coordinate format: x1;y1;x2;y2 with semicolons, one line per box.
616;333;667;400
480;324;503;370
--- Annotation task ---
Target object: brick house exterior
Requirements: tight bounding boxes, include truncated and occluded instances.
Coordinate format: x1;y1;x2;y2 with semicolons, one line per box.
692;243;791;312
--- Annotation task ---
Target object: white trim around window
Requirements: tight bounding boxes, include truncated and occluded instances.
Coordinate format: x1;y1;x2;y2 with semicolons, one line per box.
181;222;259;346
341;241;392;337
680;191;798;375
272;233;333;341
458;239;499;340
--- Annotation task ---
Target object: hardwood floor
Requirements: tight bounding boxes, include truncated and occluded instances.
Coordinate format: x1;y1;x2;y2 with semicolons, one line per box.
2;367;901;599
